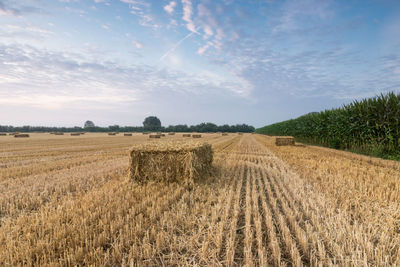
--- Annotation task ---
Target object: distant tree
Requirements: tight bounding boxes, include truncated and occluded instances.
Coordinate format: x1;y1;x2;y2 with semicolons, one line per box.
108;125;120;132
172;124;189;132
84;120;95;128
0;121;255;133
143;116;161;131
219;124;231;133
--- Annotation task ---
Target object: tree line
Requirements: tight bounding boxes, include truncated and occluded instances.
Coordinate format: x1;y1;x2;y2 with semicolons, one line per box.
0;122;254;133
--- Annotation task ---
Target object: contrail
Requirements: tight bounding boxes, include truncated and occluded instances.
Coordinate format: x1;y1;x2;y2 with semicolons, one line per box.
159;31;196;62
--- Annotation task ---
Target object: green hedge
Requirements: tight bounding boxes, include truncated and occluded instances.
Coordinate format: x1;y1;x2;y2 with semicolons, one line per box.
256;92;400;157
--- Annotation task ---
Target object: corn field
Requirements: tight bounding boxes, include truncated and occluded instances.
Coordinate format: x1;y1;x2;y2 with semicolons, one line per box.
1;133;400;265
256;92;400;158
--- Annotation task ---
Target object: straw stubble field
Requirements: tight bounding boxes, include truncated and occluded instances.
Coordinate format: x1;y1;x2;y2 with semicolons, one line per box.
0;133;399;265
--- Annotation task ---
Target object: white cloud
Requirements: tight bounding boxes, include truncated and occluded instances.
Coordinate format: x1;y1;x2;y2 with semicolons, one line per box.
164;1;176;14
137;14;160;28
203;25;213;39
0;43;251;114
0;24;54;40
0;94;135;110
0;1;42;16
59;0;81;3
132;40;143;48
181;0;197;33
197;42;212;55
122;0;159;29
120;0;149;7
272;0;334;33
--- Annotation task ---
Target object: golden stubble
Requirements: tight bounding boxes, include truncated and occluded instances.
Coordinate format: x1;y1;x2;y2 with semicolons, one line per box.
0;133;399;265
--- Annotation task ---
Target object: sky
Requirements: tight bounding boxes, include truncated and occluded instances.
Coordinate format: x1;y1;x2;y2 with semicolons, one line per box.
0;0;399;128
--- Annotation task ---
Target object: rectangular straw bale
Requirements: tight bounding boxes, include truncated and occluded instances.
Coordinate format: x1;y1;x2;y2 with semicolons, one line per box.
192;134;202;138
124;133;133;136
14;134;29;138
275;136;295;146
0;133;6;136
149;134;161;138
129;142;213;185
168;132;175;135
222;133;228;136
108;132;117;136
54;132;64;135
183;134;191;137
142;132;149;135
70;133;80;136
161;134;166;137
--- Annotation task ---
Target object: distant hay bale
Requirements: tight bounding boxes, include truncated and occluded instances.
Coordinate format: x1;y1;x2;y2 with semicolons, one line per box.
275;136;295;146
108;132;117;136
238;133;243;135
168;132;175;135
192;134;202;138
124;133;133;136
54;132;64;135
129;142;213;186
149;134;161;139
142;132;149;135
14;134;29;138
70;133;80;136
9;132;19;136
80;132;85;135
0;133;7;136
183;134;191;137
161;134;166;137
222;133;228;136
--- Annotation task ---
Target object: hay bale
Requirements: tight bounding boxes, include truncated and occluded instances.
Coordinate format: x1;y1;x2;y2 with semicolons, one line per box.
149;134;161;139
142;132;149;135
168;132;175;135
275;136;295;146
9;132;19;136
108;132;117;136
54;132;64;135
238;133;243;135
70;133;80;136
183;134;191;137
124;133;133;136
0;133;6;136
161;134;166;137
129;142;213;186
14;134;29;138
222;133;228;136
192;134;202;138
